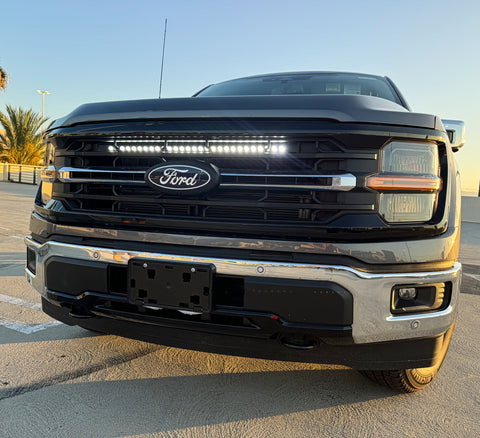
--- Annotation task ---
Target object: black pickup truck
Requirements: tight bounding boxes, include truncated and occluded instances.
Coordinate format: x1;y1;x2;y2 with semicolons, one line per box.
26;72;466;392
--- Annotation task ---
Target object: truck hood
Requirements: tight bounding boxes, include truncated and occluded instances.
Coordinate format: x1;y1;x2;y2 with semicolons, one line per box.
49;95;442;132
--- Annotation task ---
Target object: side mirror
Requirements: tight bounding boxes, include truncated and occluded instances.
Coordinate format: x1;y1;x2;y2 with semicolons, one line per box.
441;119;466;151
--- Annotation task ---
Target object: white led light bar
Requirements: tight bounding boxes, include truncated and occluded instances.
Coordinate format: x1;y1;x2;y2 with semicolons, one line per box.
108;138;288;155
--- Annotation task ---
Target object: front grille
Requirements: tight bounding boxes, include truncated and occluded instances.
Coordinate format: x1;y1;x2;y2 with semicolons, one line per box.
50;133;381;240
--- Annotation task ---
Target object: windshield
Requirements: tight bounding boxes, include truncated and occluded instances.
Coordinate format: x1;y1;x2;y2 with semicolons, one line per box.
196;72;400;104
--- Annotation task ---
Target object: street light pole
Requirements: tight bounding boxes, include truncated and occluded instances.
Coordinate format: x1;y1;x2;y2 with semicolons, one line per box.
37;90;50;120
158;18;167;98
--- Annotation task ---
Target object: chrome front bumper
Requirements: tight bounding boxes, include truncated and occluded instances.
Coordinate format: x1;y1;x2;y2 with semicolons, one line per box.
25;236;461;344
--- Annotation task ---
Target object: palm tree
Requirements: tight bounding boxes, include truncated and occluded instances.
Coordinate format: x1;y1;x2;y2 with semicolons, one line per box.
0;65;7;91
0;105;47;165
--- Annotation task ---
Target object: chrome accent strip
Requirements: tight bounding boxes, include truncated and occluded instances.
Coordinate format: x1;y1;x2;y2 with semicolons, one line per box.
58;167;145;175
55;167;356;191
221;173;356;191
25;235;461;344
222;173;339;177
385;308;452;323
220;184;347;190
58;167;146;184
63;178;146;184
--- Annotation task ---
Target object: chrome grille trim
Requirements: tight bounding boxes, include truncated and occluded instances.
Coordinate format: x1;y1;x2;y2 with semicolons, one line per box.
57;168;146;184
56;167;356;191
221;173;356;191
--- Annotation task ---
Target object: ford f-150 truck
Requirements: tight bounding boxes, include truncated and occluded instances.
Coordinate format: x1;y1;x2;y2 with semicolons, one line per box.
25;72;466;392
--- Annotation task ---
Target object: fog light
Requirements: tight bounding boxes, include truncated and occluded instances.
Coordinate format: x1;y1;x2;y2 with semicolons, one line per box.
391;283;451;315
397;287;417;300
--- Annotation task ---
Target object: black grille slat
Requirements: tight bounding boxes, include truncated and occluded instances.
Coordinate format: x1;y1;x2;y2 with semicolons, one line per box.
56;191;369;211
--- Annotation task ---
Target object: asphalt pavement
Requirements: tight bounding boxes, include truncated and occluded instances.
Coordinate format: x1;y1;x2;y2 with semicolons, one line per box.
0;182;479;438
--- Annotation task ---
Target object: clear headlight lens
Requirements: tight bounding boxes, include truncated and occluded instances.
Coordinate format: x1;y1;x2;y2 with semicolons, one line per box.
378;193;436;222
381;142;438;174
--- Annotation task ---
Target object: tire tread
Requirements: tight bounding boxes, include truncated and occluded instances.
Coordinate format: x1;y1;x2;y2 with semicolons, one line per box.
358;322;455;393
359;369;419;393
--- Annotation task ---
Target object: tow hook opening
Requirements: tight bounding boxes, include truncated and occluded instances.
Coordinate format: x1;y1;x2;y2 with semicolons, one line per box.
69;306;94;319
281;335;316;350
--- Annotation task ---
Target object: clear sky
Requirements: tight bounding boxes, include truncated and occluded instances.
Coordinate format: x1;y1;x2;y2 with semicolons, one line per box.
1;0;479;193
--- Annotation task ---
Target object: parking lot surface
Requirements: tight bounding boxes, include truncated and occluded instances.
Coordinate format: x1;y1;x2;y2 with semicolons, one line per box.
0;182;479;438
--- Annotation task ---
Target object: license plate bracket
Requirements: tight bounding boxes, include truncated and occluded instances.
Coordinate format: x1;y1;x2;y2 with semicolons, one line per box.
128;258;214;313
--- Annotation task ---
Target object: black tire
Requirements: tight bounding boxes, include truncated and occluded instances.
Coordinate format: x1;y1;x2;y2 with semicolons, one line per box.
359;322;455;393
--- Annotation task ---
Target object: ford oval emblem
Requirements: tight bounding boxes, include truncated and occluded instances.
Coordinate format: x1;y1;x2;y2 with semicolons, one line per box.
145;161;220;195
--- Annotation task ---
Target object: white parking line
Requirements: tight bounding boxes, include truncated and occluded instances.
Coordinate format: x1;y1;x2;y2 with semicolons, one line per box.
0;316;62;334
0;293;62;334
464;272;480;282
0;293;42;311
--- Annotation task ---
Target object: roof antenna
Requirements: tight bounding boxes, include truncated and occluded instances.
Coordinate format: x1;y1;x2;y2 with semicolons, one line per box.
158;18;168;98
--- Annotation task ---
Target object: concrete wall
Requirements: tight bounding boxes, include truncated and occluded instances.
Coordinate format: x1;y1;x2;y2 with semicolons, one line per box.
462;196;480;224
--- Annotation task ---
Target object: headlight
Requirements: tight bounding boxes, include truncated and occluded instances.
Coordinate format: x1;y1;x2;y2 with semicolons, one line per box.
377;193;436;222
366;142;441;223
381;142;438;174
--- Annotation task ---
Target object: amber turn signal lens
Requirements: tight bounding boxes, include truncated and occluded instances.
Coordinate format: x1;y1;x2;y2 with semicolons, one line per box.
366;175;442;192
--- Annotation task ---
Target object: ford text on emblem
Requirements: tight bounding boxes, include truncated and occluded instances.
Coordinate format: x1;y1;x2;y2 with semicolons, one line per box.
145;161;220;195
